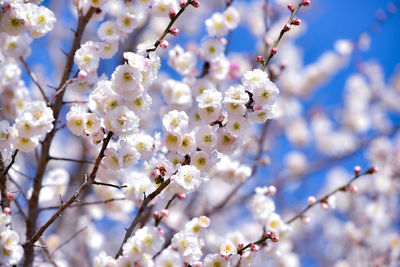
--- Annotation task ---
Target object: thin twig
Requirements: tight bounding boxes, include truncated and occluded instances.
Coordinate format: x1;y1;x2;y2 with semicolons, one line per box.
23;131;113;248
49;156;94;165
285;168;374;224
115;178;172;259
19;57;49;103
39;197;126;211
92;181;127;189
155;194;177;227
51;226;87;255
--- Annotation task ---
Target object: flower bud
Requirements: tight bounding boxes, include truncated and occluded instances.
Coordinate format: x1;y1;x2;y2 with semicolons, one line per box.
153;211;160;219
348;184;358;193
287;4;294;11
78;70;88;79
268;185;277;195
191;0;200;8
354;165;362;176
262;231;271;239
3;207;11;215
256;56;265;64
180;0;187;8
169;9;176;19
270;233;279;242
301;215;310;224
169;28;179;36
160;40;169;49
177;193;186;200
301;0;311;6
159;228;165;236
291;18;301;25
6;192;14;202
283;24;291;32
320;201;329;210
250;243;259;252
366;166;379;174
307;196;316;205
271;47;277;55
161;209;169;217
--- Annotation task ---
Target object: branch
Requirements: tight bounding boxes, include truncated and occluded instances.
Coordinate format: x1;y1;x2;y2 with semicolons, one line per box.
285;167;376;224
49;156;94;165
155;194;177;227
51;226;87;255
39;197;126;211
146;0;194;53
92;181;127;189
19;57;49;103
0;150;18;209
115;178;172;259
261;1;305;71
47;73;78;106
24;7;97;266
23;131;113;248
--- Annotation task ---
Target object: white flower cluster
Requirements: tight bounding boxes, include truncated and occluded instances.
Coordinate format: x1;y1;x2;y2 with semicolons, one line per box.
0;0;56;38
250;186;288;234
0;211;23;265
0;100;54;152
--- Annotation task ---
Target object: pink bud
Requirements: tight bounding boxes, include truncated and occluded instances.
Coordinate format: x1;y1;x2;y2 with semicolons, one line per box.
270;233;279;242
268;185;277;195
78;70;88;79
153;211;160;219
307;196;316;205
220;37;228;46
354;165;362;176
291;18;301;25
3;207;11;215
367;166;379;174
250;244;259;252
161;209;169;217
171;244;178;250
320;201;329;210
180;0;187;8
150;168;161;181
177;193;186;200
169;9;176;19
348;184;358;193
20;19;25;25
169;28;179;36
283;24;291;32
192;263;203;267
271;47;277;55
237;243;244;249
6;192;14;202
301;0;311;6
160;40;169;49
262;231;271;239
158;228;165;236
287;4;294;11
301;215;310;224
191;0;200;8
256;56;265;64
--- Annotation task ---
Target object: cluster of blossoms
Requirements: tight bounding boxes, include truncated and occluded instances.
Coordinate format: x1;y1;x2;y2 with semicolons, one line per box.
1;0;400;266
0;210;22;265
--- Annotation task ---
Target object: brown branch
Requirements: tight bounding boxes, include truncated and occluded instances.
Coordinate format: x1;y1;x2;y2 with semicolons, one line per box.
49;156;94;165
47;73;78;106
285;168;374;224
261;1;304;71
39;197;126;211
24;7;96;267
19;57;49;103
115;178;172;259
23;131;113;248
155;194;177;227
92;181;127;189
146;0;194;53
0;150;18;210
51;226;87;255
